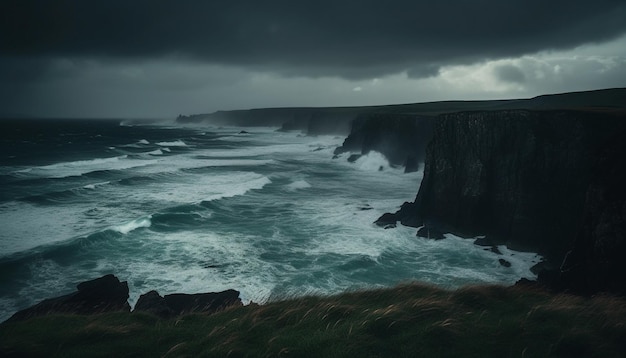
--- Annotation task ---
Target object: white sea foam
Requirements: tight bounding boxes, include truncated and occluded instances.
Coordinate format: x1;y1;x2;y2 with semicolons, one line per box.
146;149;163;156
112;216;152;234
1;123;548;323
156;140;187;147
120;139;151;148
286;180;312;191
112;230;277;307
83;181;111;190
0;201;91;256
353;151;391;171
200;174;271;203
116;171;272;205
15;156;158;179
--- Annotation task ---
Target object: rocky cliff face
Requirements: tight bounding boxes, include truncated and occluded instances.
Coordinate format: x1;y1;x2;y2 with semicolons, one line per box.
386;109;626;294
334;113;436;172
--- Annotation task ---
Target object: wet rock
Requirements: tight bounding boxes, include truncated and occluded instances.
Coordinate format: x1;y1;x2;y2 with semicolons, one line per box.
473;237;495;247
6;274;130;322
347;154;362;163
416;226;445;240
374;212;397;228
490;246;503;255
499;259;512;268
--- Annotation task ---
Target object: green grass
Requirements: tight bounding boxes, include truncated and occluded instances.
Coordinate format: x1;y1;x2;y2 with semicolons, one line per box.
2;283;625;357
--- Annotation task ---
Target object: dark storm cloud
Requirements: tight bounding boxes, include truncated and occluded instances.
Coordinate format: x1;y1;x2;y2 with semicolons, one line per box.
2;0;626;79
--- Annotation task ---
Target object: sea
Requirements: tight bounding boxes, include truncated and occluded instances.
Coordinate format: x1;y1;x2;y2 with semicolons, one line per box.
0;118;541;321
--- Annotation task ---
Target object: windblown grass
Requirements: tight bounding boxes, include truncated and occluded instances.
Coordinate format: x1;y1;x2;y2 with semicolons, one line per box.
1;282;625;357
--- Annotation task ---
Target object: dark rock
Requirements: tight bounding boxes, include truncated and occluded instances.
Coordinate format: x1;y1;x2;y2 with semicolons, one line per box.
514;278;534;286
134;289;242;318
386;106;626;294
473;237;494;247
347;154;362;163
164;290;242;316
557;132;626;295
134;290;173;317
396;202;422;228
6;274;130;322
334;113;436;171
376;202;423;229
499;259;512;268
416;226;445;240
403;156;420;173
374;212;397;228
412;110;626;262
529;261;552;276
238;130;249;134
490;246;503;255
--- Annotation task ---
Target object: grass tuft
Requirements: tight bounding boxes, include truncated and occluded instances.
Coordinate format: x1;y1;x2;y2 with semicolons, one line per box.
1;282;625;357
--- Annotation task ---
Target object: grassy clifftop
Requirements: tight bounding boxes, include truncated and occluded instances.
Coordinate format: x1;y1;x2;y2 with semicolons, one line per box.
2;282;625;357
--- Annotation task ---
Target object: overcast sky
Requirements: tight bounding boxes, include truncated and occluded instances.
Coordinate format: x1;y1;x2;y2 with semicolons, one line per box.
2;0;626;119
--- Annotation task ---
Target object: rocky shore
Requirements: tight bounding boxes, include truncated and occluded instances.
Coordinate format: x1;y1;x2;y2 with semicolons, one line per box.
5;274;242;323
7;89;626;322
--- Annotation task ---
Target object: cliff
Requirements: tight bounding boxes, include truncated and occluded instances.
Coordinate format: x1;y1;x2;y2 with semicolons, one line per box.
333;113;436;172
383;109;626;294
177;88;626;135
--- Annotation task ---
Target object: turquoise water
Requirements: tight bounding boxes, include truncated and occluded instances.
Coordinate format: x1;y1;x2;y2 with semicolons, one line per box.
0;119;540;321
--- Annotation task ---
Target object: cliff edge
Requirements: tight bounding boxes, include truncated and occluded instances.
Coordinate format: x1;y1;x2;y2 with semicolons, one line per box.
383;109;626;294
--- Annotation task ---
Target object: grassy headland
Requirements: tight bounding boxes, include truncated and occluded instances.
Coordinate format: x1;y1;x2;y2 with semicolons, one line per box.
2;282;625;357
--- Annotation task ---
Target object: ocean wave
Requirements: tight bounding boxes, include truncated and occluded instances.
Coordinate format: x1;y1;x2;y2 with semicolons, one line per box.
112;216;152;234
145;149;164;156
353;151;391;171
286;180;312;191
83;181;111;190
120;139;151;148
200;175;271;203
12;155;158;179
156;140;187;147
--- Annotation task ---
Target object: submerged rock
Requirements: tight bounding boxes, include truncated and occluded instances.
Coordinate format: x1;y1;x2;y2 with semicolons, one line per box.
499;259;512;268
6;274;130;322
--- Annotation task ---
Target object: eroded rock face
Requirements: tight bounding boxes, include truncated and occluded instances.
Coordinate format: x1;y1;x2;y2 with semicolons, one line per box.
559;134;626;294
6;274;130;322
407;110;626;259
334;113;436;172
382;109;626;294
134;289;242;318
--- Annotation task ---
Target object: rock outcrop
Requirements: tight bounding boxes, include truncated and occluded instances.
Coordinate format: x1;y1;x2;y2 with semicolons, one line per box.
134;289;242;318
5;275;244;322
379;108;626;294
333;113;436;172
6;274;130;322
